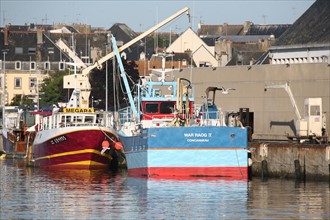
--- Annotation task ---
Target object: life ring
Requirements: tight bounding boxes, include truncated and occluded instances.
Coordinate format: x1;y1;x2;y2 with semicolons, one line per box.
101;140;110;148
114;141;123;150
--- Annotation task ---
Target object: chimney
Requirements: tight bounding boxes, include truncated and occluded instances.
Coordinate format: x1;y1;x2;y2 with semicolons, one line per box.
223;23;228;36
4;26;8;46
243;21;252;34
37;29;43;45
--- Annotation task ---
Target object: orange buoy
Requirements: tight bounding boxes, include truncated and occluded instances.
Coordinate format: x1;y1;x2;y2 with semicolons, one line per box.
114;141;123;150
102;140;110;148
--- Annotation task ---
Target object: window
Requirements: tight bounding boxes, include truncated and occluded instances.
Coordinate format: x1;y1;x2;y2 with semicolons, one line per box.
73;116;83;122
321;56;328;63
29;77;37;89
59;62;65;70
66;116;72;122
30;62;36;70
14;77;22;89
44;61;50;70
199;61;212;67
15;61;21;70
15;47;23;55
310;105;320;116
48;47;54;54
145;103;159;114
160;102;175;114
85;116;94;123
28;48;36;55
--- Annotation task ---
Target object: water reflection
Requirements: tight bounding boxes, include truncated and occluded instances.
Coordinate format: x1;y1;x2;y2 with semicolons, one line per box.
1;159;329;219
247;178;330;219
124;177;248;219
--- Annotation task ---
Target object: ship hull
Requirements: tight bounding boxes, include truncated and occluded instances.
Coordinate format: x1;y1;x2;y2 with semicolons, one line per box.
2;127;27;158
32;126;119;169
120;126;248;179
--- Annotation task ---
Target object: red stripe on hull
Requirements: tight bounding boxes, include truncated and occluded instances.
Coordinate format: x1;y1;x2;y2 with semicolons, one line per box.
128;167;248;180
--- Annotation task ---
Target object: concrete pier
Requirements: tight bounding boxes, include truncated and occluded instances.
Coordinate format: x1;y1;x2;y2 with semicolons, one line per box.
249;142;330;181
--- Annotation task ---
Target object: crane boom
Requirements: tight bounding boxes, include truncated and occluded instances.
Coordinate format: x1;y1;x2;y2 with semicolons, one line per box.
264;82;302;120
63;7;190;108
83;7;190;76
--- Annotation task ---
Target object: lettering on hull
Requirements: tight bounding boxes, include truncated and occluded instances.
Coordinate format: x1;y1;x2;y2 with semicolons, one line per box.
184;132;212;142
50;135;67;145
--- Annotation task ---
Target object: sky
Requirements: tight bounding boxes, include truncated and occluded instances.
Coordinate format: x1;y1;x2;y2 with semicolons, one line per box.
0;0;315;33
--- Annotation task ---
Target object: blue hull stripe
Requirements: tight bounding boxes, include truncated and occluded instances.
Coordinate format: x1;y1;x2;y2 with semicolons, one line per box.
125;149;247;169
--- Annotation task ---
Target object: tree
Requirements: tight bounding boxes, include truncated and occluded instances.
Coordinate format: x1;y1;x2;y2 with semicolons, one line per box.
39;70;68;107
10;94;33;107
89;58;140;110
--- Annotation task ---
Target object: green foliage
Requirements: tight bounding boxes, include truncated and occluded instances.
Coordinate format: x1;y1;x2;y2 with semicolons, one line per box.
39;70;68;106
10;94;33;107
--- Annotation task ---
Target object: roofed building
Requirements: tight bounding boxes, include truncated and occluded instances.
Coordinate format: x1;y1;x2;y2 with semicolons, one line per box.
268;0;330;65
167;28;217;68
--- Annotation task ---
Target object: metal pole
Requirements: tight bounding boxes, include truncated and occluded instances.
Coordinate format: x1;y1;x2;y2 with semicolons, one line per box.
2;51;7;127
105;32;110;112
37;69;40;110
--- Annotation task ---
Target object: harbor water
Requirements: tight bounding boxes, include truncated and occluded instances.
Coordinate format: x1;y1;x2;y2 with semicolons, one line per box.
1;159;329;219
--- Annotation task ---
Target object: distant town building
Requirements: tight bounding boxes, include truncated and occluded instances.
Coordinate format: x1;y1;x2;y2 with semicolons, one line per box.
267;0;330;65
0;0;328;106
167;21;290;67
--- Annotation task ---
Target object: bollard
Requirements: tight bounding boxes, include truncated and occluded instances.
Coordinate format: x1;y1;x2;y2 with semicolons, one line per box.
303;157;306;182
261;160;268;179
294;159;301;180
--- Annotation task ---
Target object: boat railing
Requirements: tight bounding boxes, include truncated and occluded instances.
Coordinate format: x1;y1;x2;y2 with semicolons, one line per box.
199;112;225;126
61;122;100;127
36;112;112;131
118;106;176;128
38;120;100;131
118;107;134;125
194;104;226;126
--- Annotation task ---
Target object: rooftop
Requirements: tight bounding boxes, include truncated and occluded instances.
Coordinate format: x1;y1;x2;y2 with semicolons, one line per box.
275;0;330;46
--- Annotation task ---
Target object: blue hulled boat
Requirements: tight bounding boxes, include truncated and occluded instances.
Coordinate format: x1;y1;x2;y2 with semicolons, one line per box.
111;35;248;179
